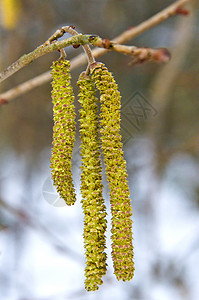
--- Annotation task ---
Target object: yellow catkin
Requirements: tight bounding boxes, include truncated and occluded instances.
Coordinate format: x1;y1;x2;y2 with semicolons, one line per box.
91;62;135;281
77;72;107;291
50;59;76;205
1;0;21;30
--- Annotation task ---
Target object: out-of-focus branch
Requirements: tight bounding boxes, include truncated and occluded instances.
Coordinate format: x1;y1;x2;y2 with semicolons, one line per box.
150;11;194;108
148;1;196;170
167;134;199;157
0;70;51;104
0;197;82;262
113;0;190;44
0;0;190;104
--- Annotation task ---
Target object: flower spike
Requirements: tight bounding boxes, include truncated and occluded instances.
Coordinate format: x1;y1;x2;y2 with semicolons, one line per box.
77;71;107;291
91;62;135;281
50;59;76;205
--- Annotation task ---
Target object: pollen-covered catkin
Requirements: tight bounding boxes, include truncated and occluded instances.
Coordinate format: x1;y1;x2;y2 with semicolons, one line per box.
91;62;135;281
50;59;76;205
77;72;107;291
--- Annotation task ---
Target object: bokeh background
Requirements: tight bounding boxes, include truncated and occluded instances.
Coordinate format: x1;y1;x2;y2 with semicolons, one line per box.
0;1;199;299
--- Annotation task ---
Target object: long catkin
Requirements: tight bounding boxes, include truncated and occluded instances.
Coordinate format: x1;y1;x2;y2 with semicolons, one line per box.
91;62;135;281
77;71;107;291
50;59;76;205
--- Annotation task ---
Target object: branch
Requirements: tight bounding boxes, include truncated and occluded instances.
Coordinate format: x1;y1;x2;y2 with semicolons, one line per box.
0;45;170;105
168;134;199;156
0;196;82;262
0;70;51;104
0;33;171;85
0;0;190;104
93;39;171;64
0;34;98;83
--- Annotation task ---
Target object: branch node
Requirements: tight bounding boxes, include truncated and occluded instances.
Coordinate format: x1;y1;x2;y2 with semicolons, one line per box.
102;38;112;49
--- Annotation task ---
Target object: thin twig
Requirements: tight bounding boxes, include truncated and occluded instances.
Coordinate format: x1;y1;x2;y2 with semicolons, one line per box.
0;41;170;105
0;70;51;103
0;45;170;105
45;25;96;65
56;25;96;65
0;34;98;83
0;33;169;85
112;0;190;44
0;0;190;103
92;39;171;64
67;0;190;64
148;3;196;171
58;48;67;60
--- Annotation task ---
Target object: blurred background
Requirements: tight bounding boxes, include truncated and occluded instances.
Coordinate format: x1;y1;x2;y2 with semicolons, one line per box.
0;0;199;299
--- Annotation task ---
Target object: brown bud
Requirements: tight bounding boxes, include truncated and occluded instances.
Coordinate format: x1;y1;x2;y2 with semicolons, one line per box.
73;44;80;48
153;48;171;63
0;98;8;105
176;7;190;16
127;26;135;30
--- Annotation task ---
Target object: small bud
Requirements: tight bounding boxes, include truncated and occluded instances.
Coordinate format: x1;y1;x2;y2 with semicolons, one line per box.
153;48;171;63
127;25;135;30
0;98;8;105
176;7;190;16
73;44;80;49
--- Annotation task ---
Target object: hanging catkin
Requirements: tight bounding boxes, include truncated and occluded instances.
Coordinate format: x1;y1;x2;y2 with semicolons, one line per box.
77;71;107;291
50;59;76;205
91;62;135;281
